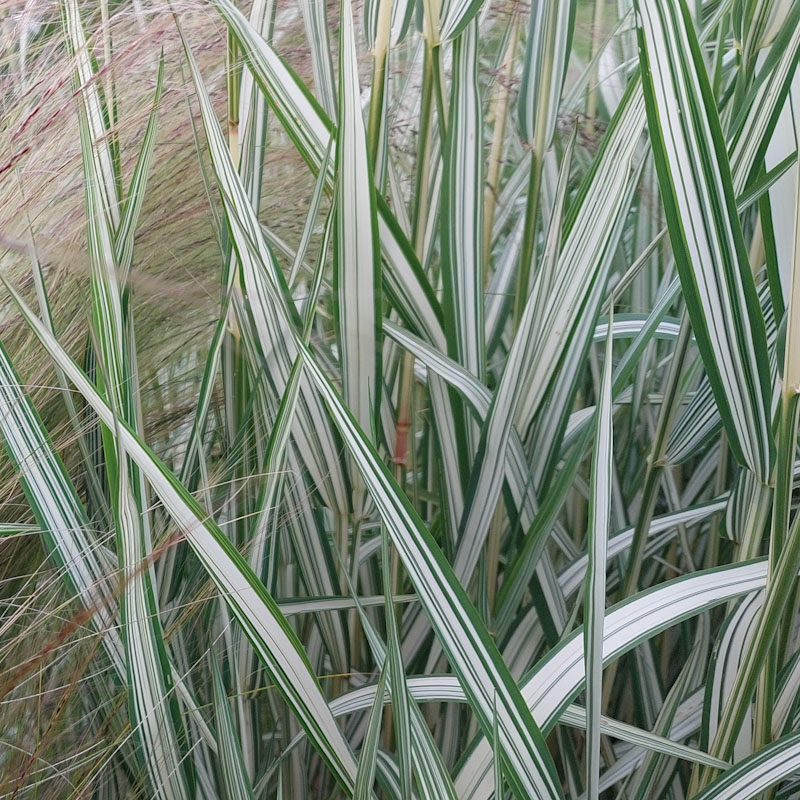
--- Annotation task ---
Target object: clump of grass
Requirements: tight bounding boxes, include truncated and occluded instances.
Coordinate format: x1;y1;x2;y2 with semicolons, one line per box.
1;0;800;798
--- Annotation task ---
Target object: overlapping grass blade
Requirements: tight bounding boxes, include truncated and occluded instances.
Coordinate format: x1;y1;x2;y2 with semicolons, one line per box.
451;133;573;586
634;0;773;481
334;0;382;456
0;279;361;795
456;560;775;799
209;0;446;351
441;19;484;381
67;3;191;793
0;343;124;677
296;341;564;800
353;664;389;800
583;315;613;800
212;657;256;800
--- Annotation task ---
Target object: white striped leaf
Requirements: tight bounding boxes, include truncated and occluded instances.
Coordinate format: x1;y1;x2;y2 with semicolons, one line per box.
209;0;446;353
343;553;459;800
451;133;573;587
354;664;389;800
558;497;728;600
381;529;413;799
592;315;681;342
515;80;646;430
700;99;800;770
294;344;564;799
727;1;800;194
323;561;773;800
179;25;350;517
439;0;484;43
246;187;334;586
441;19;484;381
115;55;164;282
584;315;614;800
299;0;336;119
334;0;382;454
384;321;569;638
634;0;774;481
67;4;191;794
705;593;762;762
628;615;710;800
364;0;415;47
181;32;358;682
456;560;780;800
666;280;777;467
62;0;119;225
0;343;124;678
456;561;779;799
0;280;361;795
518;0;575;151
330;682;727;771
212;658;256;800
691;730;800;800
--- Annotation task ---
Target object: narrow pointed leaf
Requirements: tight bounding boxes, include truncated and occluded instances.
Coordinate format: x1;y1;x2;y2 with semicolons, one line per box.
634;0;774;481
584;317;613;800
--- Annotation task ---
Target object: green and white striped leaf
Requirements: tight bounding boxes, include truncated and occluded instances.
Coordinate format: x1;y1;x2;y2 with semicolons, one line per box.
439;0;484;43
0;343;124;677
384;320;568;635
334;0;382;454
180;24;349;516
559;497;728;599
456;560;776;799
295;343;564;800
329;681;726;770
0;280;361;795
342;549;459;800
518;0;575;151
666;280;778;467
364;0;415;47
354;664;389;800
212;657;256;800
691;731;800;800
381;529;413;799
727;0;800;194
209;0;446;353
299;0;336;119
115;54;164;281
67;3;191;793
705;593;762;761
451;132;573;586
515;79;646;429
584;316;613;800
634;0;774;481
441;19;484;381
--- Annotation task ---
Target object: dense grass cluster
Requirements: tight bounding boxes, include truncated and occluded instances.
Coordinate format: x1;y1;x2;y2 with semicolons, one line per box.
1;0;800;798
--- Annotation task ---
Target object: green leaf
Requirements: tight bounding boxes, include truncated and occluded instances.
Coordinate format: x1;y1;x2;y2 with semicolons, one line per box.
584;312;614;800
354;664;389;800
634;0;774;481
297;341;564;800
334;0;382;454
212;657;256;800
441;19;484;381
0;279;361;795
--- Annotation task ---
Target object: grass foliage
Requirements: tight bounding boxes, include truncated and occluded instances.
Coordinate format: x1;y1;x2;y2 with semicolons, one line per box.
1;0;800;797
